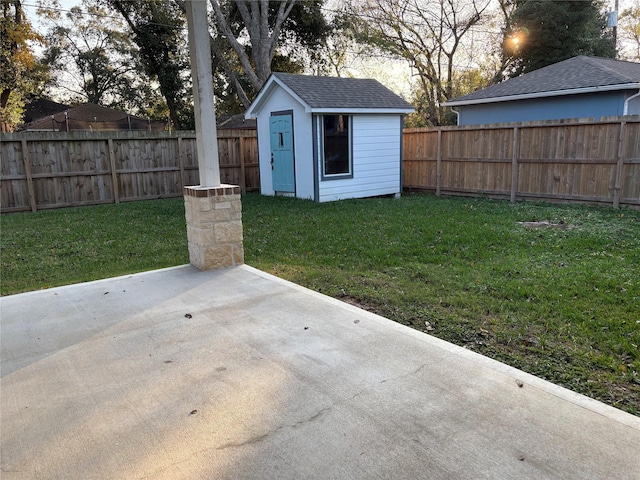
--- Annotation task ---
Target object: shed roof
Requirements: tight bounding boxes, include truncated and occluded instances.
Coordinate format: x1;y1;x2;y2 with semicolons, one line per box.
246;73;414;116
445;56;640;107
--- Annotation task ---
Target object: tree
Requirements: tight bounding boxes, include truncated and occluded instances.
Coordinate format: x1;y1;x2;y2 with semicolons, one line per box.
39;1;165;118
1;0;48;131
503;0;615;77
481;0;518;84
107;0;329;116
208;0;330;100
104;0;193;129
620;0;640;61
209;0;295;93
347;0;491;126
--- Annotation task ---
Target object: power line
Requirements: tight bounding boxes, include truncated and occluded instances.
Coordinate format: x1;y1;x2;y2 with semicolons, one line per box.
21;2;185;30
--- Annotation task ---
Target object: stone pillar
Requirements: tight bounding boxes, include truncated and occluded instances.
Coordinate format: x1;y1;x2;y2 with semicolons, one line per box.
184;185;244;270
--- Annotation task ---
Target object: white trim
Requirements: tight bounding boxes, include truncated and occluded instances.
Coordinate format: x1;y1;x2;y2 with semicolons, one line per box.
246;75;309;118
321;114;353;179
443;83;640;107
305;107;414;114
623;89;640;115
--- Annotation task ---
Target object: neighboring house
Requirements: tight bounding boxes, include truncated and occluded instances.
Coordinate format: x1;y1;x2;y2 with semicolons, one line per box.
245;72;414;202
217;113;256;131
19;102;166;132
444;56;640;125
22;98;71;124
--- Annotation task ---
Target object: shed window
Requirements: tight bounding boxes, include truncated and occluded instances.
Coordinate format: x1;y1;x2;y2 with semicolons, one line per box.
323;115;351;176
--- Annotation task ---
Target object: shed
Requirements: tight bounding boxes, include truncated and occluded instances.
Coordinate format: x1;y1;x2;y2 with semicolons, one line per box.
444;56;640;125
245;73;414;202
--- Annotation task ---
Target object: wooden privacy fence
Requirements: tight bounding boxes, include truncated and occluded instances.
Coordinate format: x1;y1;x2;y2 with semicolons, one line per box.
0;129;259;213
402;117;640;208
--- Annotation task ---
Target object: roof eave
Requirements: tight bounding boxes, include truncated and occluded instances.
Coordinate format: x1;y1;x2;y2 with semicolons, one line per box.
245;75;310;118
306;107;414;114
443;83;640;107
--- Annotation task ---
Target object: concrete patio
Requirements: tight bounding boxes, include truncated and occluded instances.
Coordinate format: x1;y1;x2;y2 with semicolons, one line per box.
1;264;639;479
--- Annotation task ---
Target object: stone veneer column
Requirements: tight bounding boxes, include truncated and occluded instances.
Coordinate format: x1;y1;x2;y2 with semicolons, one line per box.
183;185;244;270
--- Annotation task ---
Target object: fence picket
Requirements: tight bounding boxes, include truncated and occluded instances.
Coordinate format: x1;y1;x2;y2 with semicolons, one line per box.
402;117;640;209
1;130;259;213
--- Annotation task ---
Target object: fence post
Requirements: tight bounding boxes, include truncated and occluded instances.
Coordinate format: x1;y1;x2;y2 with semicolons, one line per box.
436;129;442;196
239;135;247;194
107;138;120;204
21;139;37;212
613;120;626;209
510;126;519;203
177;135;185;189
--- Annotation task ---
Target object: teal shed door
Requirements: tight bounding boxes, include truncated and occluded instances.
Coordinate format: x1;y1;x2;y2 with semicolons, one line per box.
269;114;295;193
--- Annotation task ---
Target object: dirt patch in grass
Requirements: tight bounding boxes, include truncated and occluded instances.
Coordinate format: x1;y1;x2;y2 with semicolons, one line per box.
517;220;576;229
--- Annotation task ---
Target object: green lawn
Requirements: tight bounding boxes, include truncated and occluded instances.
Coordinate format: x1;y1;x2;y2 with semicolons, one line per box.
2;193;639;414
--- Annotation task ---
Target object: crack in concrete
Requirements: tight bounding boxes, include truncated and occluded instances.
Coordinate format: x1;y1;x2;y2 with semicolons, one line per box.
141;359;447;477
140;403;336;478
380;362;430;385
217;403;334;451
349;361;437;403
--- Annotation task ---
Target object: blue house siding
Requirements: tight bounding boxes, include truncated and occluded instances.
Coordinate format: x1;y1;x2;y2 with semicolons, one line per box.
457;91;627;125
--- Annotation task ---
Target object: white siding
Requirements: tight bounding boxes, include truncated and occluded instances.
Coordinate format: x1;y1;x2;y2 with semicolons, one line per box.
318;115;401;202
256;87;314;199
254;85;404;202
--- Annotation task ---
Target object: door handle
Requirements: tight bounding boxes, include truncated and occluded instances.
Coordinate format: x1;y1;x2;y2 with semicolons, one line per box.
270;154;274;170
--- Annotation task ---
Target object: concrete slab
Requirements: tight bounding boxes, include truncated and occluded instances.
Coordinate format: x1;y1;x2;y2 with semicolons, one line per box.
1;265;639;480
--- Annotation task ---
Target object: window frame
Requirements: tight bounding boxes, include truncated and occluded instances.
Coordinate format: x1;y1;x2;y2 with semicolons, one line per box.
320;114;353;180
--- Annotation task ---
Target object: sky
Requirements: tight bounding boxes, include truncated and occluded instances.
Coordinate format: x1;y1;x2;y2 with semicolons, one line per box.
21;0;638;102
23;0;79;32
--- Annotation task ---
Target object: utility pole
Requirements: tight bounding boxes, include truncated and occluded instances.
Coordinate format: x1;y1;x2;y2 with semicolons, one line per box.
614;0;618;47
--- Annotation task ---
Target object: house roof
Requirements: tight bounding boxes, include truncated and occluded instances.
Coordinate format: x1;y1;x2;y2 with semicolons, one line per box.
445;56;640;107
19;102;166;132
217;113;256;130
246;72;414;117
22;98;71;124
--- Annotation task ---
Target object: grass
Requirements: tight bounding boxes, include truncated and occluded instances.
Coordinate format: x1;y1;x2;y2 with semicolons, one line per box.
0;200;189;293
1;193;639;414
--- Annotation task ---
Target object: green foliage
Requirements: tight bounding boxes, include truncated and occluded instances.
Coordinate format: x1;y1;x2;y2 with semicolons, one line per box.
277;0;331;70
406;68;492;127
0;0;49;131
106;0;328;124
105;0;193;129
39;1;165;117
210;0;330;102
620;1;640;60
504;0;616;76
348;0;490;126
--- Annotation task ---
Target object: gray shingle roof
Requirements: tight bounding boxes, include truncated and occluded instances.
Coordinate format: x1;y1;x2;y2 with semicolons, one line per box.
446;56;640;105
272;72;414;110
